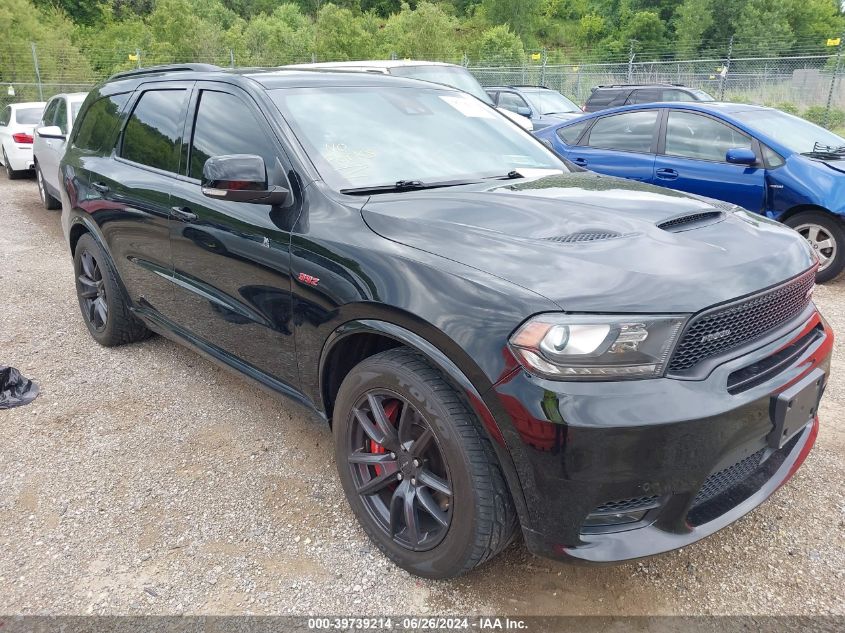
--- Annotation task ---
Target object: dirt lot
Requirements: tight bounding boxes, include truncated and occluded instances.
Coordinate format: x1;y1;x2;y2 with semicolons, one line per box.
1;176;844;616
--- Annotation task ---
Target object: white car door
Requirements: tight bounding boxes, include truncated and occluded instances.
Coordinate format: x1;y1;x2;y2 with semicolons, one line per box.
38;98;65;191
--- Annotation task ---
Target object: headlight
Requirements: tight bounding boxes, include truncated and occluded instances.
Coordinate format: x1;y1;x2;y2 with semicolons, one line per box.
509;314;688;380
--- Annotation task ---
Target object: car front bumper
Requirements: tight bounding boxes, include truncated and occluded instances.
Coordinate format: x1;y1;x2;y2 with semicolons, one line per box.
487;306;833;563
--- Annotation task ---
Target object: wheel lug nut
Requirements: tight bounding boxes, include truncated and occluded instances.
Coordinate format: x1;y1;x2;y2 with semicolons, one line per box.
390;452;396;459
413;459;420;467
397;474;403;481
411;478;416;486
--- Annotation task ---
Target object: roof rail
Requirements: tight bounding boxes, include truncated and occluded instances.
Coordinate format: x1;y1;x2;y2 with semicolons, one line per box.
108;63;222;81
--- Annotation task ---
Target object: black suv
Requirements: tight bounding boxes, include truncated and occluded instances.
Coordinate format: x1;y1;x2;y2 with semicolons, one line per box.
584;83;714;112
59;64;830;579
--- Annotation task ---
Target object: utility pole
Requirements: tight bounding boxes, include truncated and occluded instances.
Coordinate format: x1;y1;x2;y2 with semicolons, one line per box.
824;32;845;128
719;35;733;101
30;43;43;101
627;40;637;83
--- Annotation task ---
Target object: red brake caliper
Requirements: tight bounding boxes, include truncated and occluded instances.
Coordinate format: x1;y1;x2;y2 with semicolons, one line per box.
370;400;400;476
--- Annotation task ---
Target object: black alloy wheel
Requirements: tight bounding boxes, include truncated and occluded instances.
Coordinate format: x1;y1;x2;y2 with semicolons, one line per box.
347;390;453;551
77;249;108;332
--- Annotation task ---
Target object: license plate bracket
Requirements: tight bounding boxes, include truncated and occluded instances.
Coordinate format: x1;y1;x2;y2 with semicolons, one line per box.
768;368;825;449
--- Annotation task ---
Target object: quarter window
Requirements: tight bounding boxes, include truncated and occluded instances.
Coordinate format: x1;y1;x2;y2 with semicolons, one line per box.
586;110;658;153
54;100;68;134
121;89;187;172
41;99;60;127
74;93;130;152
189;90;278;180
664;111;752;162
557;119;591;145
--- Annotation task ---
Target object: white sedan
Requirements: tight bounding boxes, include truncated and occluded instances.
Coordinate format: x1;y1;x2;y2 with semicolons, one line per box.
0;101;46;178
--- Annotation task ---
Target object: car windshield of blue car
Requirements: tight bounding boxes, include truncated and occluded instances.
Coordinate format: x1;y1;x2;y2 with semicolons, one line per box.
733;109;845;156
387;65;493;104
521;89;580;114
271;86;566;192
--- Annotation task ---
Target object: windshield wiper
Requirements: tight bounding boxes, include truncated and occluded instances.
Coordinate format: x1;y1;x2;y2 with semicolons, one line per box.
801;141;845;159
484;170;524;180
340;178;480;195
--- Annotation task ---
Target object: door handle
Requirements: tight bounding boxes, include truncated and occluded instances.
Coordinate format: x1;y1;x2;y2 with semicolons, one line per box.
91;182;110;193
655;168;679;180
572;157;588;166
171;206;197;221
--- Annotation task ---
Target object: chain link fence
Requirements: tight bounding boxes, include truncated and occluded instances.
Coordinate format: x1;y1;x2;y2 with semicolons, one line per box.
3;41;845;127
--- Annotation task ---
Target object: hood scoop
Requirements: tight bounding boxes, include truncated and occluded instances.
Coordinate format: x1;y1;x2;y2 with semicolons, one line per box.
658;210;725;233
542;230;623;243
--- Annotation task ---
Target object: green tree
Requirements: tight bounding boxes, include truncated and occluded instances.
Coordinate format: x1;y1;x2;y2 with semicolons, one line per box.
468;24;524;65
733;0;794;56
382;1;459;59
479;0;542;43
673;0;713;57
239;4;314;64
313;3;379;60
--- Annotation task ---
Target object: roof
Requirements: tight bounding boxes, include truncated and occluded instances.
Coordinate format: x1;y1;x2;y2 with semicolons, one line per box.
592;83;688;89
285;60;461;70
48;92;88;101
485;85;553;91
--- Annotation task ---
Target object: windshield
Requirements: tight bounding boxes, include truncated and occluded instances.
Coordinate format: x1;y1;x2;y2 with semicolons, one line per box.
270;86;565;191
15;107;43;124
388;65;493;104
732;109;845;154
520;89;580;114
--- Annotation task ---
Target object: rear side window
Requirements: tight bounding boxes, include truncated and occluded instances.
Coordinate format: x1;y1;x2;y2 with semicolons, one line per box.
627;89;661;105
497;92;529;114
188;90;278;180
74;93;130;152
557;119;591;145
662;89;697;102
586;110;658;153
588;89;628;108
121;89;187;172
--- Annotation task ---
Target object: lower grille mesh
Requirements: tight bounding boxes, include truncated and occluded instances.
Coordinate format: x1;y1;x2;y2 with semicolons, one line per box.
692;449;766;508
593;495;660;514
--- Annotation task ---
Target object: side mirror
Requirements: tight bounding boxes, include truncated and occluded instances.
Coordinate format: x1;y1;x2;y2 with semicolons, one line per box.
726;147;757;165
201;154;288;205
37;125;65;140
516;106;532;117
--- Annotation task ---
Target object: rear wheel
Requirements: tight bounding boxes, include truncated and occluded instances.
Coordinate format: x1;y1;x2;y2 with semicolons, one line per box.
36;164;61;209
73;233;151;346
333;348;517;579
785;211;845;283
2;148;23;180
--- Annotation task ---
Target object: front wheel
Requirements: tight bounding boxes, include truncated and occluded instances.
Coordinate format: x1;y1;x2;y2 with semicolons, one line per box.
785;212;845;283
333;348;517;579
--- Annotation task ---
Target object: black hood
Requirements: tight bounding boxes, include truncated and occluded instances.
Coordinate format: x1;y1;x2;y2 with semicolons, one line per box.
361;173;816;313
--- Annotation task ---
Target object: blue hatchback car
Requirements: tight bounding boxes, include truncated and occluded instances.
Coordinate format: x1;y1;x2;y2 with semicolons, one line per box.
535;102;845;281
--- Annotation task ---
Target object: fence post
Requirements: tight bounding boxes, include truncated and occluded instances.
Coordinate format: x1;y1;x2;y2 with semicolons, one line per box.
30;43;43;101
229;49;235;68
824;33;844;128
627;40;636;82
718;35;733;101
136;48;141;69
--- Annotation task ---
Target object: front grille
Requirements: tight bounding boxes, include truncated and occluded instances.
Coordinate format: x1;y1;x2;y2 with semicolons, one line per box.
691;448;766;508
592;495;660;514
543;230;621;243
668;268;815;372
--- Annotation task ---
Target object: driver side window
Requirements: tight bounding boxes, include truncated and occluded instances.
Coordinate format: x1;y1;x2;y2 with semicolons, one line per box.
497;92;529;115
665;111;752;162
189;90;279;180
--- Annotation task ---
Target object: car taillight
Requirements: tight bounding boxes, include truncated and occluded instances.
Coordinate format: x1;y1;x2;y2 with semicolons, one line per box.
12;133;33;144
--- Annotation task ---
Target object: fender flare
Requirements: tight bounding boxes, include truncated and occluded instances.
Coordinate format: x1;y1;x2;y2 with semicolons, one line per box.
319;318;530;527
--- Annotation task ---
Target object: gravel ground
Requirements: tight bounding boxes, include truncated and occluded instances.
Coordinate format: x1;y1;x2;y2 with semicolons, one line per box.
1;175;844;616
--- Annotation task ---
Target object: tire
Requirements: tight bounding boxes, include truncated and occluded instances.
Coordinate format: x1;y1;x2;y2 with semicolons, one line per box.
3;148;23;180
36;163;61;210
73;233;151;346
333;348;517;579
785;211;845;283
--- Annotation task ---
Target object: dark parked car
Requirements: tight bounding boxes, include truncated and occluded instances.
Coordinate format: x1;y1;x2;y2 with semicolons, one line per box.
485;85;582;129
60;64;831;579
584;83;714;112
